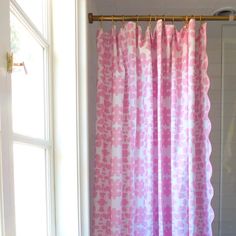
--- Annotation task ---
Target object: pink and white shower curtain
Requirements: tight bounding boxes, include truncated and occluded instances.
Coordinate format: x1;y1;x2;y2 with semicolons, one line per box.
93;19;214;236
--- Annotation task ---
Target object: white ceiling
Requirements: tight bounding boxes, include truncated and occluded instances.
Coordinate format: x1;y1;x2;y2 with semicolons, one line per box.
93;0;236;15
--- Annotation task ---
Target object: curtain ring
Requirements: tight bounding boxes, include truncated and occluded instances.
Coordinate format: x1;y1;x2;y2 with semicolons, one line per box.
122;15;125;27
136;15;139;27
185;15;188;27
149;15;152;27
100;15;103;29
162;15;165;26
112;15;115;26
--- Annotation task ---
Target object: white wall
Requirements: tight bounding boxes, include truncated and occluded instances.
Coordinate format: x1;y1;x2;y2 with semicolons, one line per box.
53;0;91;235
87;0;98;233
52;0;79;235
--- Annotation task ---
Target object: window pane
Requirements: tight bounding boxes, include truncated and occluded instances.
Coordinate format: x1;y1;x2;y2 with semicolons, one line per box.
15;0;46;35
13;143;47;236
11;14;46;139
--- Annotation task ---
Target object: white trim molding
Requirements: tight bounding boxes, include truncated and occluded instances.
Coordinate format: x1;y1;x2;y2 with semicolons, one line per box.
76;0;90;235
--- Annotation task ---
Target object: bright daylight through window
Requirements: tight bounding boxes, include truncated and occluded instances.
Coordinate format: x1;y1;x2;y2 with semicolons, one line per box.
10;0;54;235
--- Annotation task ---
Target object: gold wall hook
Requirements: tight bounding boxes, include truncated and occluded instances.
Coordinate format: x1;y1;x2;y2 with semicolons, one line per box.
7;52;13;73
14;62;28;74
7;52;27;74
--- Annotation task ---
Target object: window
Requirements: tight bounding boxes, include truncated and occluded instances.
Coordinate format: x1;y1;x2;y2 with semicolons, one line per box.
10;1;54;235
1;0;85;235
8;0;54;235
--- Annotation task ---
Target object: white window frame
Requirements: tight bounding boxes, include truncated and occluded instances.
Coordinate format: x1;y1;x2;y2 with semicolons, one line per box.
0;68;15;236
0;0;16;234
1;0;90;235
11;0;55;234
1;0;55;235
76;0;90;234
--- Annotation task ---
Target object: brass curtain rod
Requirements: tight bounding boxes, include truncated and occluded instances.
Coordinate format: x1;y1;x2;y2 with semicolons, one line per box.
88;13;236;23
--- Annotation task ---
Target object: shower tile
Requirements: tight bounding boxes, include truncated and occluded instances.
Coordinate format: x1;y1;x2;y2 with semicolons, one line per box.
209;89;222;102
220;195;236;209
221;219;236;235
223;63;236;76
223;51;236;64
210;130;222;143
221;182;236;194
212;220;219;236
208;50;222;64
209;109;222;121
210;102;222;114
223;77;236;90
207;38;221;51
223;92;236;104
208;64;221;77
209;76;222;90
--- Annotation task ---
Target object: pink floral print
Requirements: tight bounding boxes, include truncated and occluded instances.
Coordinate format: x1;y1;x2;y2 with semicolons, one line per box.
93;19;214;236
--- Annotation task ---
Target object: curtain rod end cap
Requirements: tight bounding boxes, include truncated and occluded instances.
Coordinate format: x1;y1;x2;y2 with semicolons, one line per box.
88;13;93;23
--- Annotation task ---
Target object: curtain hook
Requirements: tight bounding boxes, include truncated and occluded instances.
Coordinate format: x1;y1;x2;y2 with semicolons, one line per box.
136;15;139;24
172;16;174;24
200;15;202;24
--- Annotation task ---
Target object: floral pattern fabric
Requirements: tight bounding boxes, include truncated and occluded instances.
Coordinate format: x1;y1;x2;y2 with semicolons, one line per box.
93;19;214;236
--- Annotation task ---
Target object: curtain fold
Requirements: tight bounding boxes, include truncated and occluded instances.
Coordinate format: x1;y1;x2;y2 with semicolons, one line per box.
93;19;214;236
